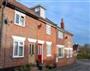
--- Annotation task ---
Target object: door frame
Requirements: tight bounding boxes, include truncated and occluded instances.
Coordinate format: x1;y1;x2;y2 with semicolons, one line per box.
38;40;44;63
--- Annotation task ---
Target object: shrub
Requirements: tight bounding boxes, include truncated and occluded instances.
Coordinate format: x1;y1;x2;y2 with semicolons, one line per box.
77;47;90;59
14;64;31;71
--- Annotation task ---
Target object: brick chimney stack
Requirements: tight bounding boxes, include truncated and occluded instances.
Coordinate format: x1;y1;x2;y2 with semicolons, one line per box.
0;0;3;8
8;0;16;2
61;18;64;29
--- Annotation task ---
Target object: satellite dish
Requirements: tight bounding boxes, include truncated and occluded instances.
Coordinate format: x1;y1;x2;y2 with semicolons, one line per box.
4;17;8;24
3;0;8;7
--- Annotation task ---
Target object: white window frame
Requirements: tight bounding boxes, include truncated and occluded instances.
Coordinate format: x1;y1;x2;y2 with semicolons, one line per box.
70;48;73;57
58;31;63;39
14;10;25;27
29;43;36;55
46;24;51;35
57;45;64;58
65;48;73;58
46;41;52;56
35;8;40;12
12;36;26;58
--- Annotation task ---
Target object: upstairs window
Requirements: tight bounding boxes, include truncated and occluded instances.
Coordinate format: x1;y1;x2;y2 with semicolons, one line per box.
16;14;19;24
46;24;51;35
20;16;24;25
58;31;63;39
15;10;25;27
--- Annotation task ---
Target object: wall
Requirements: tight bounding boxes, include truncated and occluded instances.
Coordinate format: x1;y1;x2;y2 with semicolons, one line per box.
0;6;38;68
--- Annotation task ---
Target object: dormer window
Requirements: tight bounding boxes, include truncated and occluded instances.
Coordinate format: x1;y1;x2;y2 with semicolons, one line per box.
35;8;40;12
58;31;63;39
15;10;25;27
31;5;46;18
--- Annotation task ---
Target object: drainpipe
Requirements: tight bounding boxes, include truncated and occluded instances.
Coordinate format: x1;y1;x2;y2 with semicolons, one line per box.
0;0;8;68
0;0;4;49
0;0;5;69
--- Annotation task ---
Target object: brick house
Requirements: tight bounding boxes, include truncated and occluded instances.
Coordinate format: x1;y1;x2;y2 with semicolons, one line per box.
0;0;75;69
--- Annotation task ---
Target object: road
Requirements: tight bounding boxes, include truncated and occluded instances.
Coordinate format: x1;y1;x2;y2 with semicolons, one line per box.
32;59;90;71
54;60;90;71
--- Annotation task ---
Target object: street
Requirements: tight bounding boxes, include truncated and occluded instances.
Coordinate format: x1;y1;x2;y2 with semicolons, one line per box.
39;60;90;71
54;60;90;71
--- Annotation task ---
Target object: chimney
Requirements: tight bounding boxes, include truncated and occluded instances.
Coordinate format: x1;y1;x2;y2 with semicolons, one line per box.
8;0;16;2
0;0;3;7
60;18;64;29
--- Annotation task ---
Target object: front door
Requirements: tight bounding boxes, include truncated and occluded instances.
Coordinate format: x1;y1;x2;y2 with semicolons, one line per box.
37;44;43;63
29;43;35;64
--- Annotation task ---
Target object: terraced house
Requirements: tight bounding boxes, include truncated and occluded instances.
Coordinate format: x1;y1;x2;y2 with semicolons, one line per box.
0;0;76;70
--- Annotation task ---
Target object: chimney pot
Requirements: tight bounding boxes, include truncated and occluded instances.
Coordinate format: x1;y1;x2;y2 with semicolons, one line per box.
60;18;64;29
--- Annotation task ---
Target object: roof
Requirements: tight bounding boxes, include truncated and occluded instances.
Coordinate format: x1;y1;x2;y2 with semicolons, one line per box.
6;0;38;19
3;0;73;36
30;5;46;10
45;18;57;26
64;30;73;36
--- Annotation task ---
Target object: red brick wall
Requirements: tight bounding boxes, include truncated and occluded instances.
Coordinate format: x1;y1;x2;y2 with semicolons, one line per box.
44;26;57;59
56;32;74;66
0;6;38;68
0;5;75;68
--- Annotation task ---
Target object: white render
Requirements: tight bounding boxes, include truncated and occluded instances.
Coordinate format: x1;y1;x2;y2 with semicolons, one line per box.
28;38;37;43
40;7;46;18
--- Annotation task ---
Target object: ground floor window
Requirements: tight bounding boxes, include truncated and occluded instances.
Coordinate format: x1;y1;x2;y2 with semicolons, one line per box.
12;36;25;58
65;48;73;58
57;45;64;58
30;43;36;55
46;42;52;56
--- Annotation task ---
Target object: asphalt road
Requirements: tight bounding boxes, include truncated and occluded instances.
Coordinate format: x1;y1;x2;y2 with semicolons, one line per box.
38;60;90;71
54;60;90;71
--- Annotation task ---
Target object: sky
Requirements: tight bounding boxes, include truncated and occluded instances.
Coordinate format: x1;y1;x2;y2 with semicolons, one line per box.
17;0;90;45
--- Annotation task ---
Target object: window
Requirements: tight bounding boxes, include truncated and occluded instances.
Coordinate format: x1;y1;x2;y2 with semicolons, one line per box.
65;48;73;58
70;48;73;57
15;10;25;27
13;41;24;57
16;14;19;24
58;31;63;39
46;42;52;56
57;45;64;58
30;44;35;55
20;16;24;25
12;36;26;58
46;24;51;35
35;8;40;12
58;48;64;57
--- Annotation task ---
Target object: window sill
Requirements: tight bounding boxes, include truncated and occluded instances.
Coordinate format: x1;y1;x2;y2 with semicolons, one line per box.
14;23;25;27
46;33;51;35
58;38;63;40
47;54;52;57
58;56;64;58
66;56;73;58
12;56;24;58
